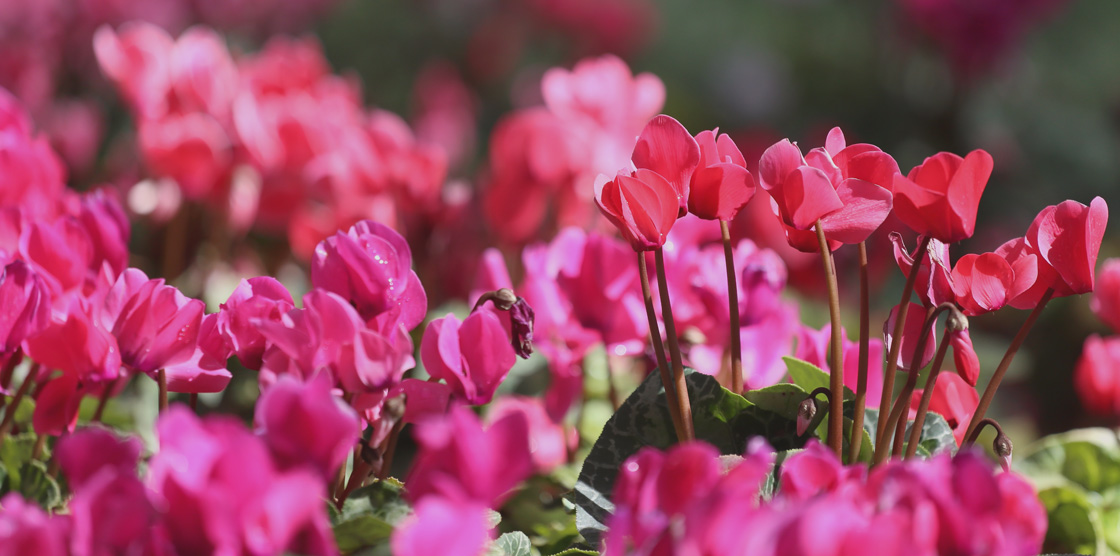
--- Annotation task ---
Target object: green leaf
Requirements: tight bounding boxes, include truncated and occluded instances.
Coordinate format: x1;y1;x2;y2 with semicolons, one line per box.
1038;483;1108;555
486;531;536;556
1018;428;1120;492
331;478;412;554
855;408;954;459
333;515;393;553
744;383;807;420
18;460;61;510
782;357;854;401
568;370;807;547
0;432;36;492
549;549;598;556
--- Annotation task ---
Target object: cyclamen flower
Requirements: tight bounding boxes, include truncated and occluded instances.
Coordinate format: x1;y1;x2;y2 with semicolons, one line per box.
254;374;361;480
795;324;885;408
216;276;295;370
110;273;204;375
950;252;1014;316
890;232;954;307
758;127;896;252
630;115;700;215
0;260;50;355
910;372;980;445
1025;196;1108;296
421;310;517;406
687;129;756;221
311;219;427;330
1074;334;1120;415
0;494;68;556
1092;259;1120;334
594;168;680;252
405;405;533;508
892;150;993;243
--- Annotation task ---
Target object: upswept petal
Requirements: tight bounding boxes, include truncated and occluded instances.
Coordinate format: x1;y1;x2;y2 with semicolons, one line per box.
758;139;804;192
631;115;699;212
1028;197;1108;294
819;178;893;244
458;310;517;404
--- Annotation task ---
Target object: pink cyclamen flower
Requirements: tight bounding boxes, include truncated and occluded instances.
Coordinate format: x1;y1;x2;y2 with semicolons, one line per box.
758;127;896;252
950;252;1014;316
795;324;885;408
631;115;700;216
405;405;533;508
257;289;414;393
687;129;756;221
217;276;295;370
56;427;142;491
891;149;993;243
488;396;569;472
1025;196;1108;295
111;274;204;375
0;494;69;556
255;373;361;480
422;310;516;406
1091;259;1120;334
390;498;492;556
594;168;681;252
890;232;954;308
1074;334;1120;415
24;299;120;381
0;260;50;355
311;219;427;330
950;328;981;387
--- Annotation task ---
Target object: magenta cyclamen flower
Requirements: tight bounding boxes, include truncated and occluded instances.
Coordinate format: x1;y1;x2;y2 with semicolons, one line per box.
0;260;50;356
405;405;533;508
110;273;204;375
255;374;361;480
311;219;427;330
216;276;295;370
0;494;69;556
422;310;517;406
257;289;414;392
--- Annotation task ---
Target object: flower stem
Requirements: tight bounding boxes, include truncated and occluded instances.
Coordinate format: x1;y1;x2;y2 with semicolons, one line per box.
875;236;931;448
849;241;871;463
814;221;844;457
378;418;406;481
874;302;951;464
962;288;1054;443
655;248;695;442
638;252;687;442
92;378;120;423
904;332;951;458
0;365;37;438
157;369;168;413
964;417;1005;447
720;221;743;394
189;393;198;411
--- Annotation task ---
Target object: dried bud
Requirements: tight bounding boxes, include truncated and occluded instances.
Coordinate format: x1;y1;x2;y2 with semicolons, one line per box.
994;434;1013;472
796;398;817;436
509;297;535;359
384;393;407;421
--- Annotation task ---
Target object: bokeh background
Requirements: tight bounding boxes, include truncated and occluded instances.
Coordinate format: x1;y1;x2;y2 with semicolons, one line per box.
4;0;1119;444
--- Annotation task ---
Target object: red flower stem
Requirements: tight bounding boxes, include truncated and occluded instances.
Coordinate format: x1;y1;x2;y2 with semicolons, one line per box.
654;248;695;442
964;418;1004;447
92;378;120;423
720;221;744;394
638;252;687;442
904;332;951;458
377;418;406;481
875;236;931;449
962;288;1054;443
157;369;168;413
814;221;844;457
0;350;20;392
849;241;871;463
0;364;37;438
874;303;950;464
189;393;198;412
31;433;47;460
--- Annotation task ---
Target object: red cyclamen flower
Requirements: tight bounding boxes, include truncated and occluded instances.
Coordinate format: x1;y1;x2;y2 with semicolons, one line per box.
758;127;896;252
892;149;993;243
687;129;757;221
594;168;681;252
421;309;517;405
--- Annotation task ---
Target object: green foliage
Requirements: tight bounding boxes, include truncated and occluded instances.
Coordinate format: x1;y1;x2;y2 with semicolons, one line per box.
782;357;855;401
0;433;61;510
330;478;412;555
1018;428;1120;554
486;531;537;556
567;369;810;547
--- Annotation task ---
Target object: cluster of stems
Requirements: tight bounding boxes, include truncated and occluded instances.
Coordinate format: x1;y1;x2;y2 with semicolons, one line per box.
795;233;1053;465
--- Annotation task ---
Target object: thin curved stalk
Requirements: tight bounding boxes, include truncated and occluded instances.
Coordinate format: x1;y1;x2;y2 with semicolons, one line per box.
962;288;1054;443
638;252;687;442
655;248;695;441
720;221;743;394
904;333;951;458
849;241;870;463
814;221;844;457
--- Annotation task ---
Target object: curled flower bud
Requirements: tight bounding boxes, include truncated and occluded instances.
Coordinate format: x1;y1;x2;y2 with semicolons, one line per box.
994;434;1013;472
508;297;535;359
796;398;816;437
946;306;969;333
